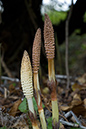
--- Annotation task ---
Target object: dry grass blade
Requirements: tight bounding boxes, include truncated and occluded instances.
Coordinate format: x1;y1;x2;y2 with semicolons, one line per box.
32;28;41;73
44;14;55;59
21;50;33;99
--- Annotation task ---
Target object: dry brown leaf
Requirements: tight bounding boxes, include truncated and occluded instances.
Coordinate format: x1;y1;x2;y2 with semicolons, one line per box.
60;105;71;111
57;87;64;95
0;111;29;128
70;94;82;106
9;84;15;93
83;98;86;109
61;94;82;111
72;83;86;91
42;87;50;95
72;103;86;117
76;73;86;84
60;123;65;129
12;120;29;129
8;99;22;116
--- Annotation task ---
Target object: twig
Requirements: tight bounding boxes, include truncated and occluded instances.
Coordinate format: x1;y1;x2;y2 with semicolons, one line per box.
59;114;68;122
60;111;86;129
1;76;19;82
1;57;13;77
0;111;29;128
0;43;1;86
55;74;72;79
4;87;7;98
65;0;73;89
60;119;79;127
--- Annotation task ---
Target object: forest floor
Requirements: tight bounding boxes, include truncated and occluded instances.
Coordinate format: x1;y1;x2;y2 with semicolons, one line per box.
0;72;86;129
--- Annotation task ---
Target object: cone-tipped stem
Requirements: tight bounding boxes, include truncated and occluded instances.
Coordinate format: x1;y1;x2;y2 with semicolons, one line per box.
44;14;59;126
32;28;41;72
32;29;47;129
21;50;39;129
21;50;33;99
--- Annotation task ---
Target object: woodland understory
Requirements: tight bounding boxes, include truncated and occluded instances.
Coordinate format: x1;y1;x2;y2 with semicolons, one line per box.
1;0;86;129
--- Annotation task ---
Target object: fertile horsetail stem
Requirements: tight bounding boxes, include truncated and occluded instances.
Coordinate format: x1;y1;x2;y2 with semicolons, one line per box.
21;50;39;129
32;28;41;73
44;14;59;126
32;28;47;129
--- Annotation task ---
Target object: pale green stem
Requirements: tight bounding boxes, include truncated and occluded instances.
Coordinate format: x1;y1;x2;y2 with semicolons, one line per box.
27;98;39;129
39;109;47;129
27;98;35;115
52;100;59;124
36;73;41;106
37;74;47;129
33;125;39;129
34;73;47;129
48;59;59;125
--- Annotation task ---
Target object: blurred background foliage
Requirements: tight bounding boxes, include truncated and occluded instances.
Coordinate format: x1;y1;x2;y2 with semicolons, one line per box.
42;10;67;25
41;0;86;75
59;31;86;75
0;0;86;77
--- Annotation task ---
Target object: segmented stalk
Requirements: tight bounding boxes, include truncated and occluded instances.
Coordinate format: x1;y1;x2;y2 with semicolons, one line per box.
44;14;59;125
32;28;47;129
21;50;39;129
